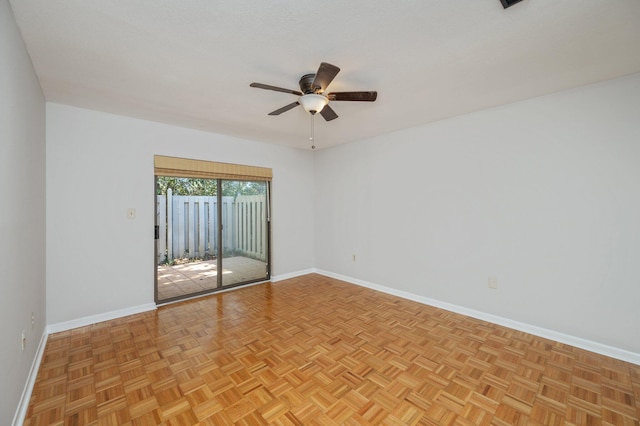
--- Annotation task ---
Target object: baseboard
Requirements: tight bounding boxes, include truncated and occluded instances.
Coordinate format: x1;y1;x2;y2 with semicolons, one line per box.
271;268;315;283
47;303;157;334
12;330;48;426
314;269;640;366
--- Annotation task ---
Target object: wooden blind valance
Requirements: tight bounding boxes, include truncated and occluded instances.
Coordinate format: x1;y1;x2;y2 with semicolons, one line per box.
154;155;272;181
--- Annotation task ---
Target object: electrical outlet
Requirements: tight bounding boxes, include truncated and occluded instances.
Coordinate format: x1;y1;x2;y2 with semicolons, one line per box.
489;276;498;289
31;312;35;329
21;330;26;351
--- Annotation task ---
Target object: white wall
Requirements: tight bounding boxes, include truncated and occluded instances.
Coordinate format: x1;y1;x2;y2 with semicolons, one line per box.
0;0;47;423
46;104;315;324
315;73;640;354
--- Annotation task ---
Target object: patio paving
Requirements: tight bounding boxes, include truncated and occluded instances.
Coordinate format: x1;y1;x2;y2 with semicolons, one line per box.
157;256;267;301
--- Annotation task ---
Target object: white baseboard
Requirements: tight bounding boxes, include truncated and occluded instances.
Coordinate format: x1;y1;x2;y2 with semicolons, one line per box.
315;269;640;366
12;330;48;426
47;303;157;334
271;268;315;283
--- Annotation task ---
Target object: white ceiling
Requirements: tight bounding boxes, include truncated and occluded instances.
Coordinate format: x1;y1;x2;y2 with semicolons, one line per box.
9;0;640;150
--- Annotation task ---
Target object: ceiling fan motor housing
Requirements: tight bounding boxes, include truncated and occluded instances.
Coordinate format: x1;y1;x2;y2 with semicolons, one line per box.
299;74;319;94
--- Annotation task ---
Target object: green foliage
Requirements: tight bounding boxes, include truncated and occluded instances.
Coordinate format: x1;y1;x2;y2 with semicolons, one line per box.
156;177;266;197
222;181;266;197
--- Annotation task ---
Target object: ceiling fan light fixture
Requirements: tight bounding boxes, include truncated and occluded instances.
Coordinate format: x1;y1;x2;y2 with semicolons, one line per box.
299;94;328;114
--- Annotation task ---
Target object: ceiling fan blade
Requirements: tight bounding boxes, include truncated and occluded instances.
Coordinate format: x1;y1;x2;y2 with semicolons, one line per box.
250;83;302;96
268;102;300;116
312;63;340;93
319;104;338;121
328;91;377;102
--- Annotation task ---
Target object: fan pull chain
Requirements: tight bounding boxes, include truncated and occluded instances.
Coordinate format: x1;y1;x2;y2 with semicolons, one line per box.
310;114;316;150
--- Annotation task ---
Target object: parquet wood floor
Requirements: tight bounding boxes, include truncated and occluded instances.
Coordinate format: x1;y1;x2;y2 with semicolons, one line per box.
25;274;640;425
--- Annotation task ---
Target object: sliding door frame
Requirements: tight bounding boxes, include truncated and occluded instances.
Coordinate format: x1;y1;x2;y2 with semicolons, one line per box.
154;160;272;304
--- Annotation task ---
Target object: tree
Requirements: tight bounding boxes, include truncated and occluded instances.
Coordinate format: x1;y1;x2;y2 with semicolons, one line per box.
156;177;266;197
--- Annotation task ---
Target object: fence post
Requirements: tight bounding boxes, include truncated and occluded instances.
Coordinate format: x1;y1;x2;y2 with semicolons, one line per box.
227;197;235;253
198;197;205;257
167;188;173;261
209;196;216;255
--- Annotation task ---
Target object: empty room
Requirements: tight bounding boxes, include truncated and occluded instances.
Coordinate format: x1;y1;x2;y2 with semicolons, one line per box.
2;0;640;424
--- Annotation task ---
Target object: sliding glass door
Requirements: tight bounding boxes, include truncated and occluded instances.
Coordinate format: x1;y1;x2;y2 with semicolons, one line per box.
221;180;269;287
155;176;270;303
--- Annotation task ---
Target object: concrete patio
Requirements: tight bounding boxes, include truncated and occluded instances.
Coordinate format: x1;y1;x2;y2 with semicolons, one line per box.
157;256;267;301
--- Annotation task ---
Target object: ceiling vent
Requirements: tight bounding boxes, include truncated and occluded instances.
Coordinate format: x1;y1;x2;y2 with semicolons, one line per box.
500;0;524;8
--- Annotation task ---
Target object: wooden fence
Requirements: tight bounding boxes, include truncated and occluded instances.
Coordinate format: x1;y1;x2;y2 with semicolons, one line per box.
156;189;267;264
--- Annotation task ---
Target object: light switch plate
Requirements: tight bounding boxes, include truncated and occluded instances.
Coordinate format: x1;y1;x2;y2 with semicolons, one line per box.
489;276;498;289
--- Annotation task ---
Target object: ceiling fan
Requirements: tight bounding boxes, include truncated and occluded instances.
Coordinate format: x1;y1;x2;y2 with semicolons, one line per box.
250;62;377;122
